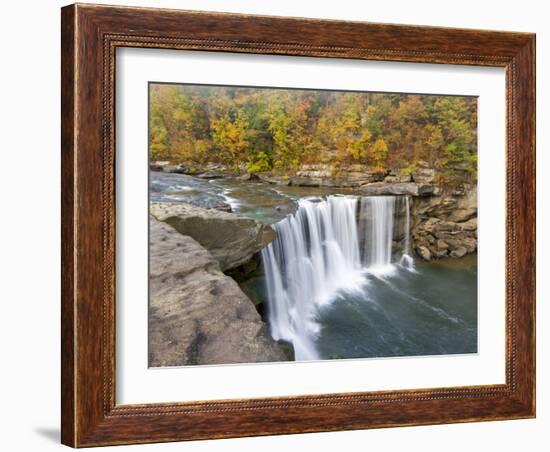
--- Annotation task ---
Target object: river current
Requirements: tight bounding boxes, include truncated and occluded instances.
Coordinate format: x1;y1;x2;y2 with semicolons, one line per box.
151;171;477;361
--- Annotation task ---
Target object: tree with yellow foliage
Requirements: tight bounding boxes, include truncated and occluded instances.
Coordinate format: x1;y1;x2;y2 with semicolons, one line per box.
148;83;478;186
211;111;249;171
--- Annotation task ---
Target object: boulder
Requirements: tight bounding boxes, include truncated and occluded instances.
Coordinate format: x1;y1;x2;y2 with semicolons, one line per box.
159;163;188;174
411;167;436;183
289;175;336;187
150;161;171;172
436;236;462;250
436;239;449;251
236;173;260;181
417;245;432;261
344;170;386;186
415;185;476;222
450;246;468;258
410;185;477;260
257;173;291;186
384;173;412;183
360;182;436;197
447;186;477;222
432;248;449;258
415;195;457;217
149;219;287;367
422;217;441;233
195;171;227;179
286;164;386;187
150;202;276;272
462;237;477;253
433;221;462;233
460;218;477;231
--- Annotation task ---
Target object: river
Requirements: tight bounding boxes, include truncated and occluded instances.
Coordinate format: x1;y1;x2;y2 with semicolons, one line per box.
151;171;478;361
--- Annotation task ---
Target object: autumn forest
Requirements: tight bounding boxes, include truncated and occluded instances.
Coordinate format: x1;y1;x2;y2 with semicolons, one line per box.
149;83;477;184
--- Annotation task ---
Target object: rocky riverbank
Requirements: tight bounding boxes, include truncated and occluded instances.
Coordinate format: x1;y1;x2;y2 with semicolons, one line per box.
149;207;288;367
253;163;477;261
411;186;477;260
151;162;477;261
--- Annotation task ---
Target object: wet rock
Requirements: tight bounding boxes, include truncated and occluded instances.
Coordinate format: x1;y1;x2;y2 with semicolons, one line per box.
195;172;227;179
236;173;260;181
450;246;468;258
257;173;291;186
149;219;287;366
417;245;432;261
432;248;449;258
150;202;276;272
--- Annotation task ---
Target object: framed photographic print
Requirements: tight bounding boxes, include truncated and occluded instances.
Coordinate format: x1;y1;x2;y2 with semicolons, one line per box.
61;3;536;447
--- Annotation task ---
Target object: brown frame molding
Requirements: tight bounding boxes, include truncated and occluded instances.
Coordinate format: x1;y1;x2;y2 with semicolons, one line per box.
61;3;536;447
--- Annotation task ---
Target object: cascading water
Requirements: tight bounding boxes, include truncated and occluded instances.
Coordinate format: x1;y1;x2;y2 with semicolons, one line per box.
399;195;415;270
359;196;395;270
261;194;414;361
261;196;364;360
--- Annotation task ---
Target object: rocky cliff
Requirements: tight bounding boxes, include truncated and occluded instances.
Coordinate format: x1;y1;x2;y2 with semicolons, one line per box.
149;218;287;367
288;163;477;261
150;202;276;271
411;185;477;260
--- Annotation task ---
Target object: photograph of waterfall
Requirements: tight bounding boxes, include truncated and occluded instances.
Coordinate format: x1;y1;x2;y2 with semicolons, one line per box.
147;83;478;367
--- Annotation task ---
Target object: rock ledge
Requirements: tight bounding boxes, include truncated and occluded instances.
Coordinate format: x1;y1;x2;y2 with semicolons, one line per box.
149;219;287;367
150;202;276;272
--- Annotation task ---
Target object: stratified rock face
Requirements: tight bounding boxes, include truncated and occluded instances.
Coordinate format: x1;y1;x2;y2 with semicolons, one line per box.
257;173;291;186
150;202;276;272
149;218;288;367
270;164;386;187
410;167;436;184
384;173;412;183
360;182;437;197
412;185;477;260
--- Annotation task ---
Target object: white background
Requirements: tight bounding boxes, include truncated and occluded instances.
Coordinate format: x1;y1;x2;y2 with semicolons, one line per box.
0;0;546;451
117;49;506;404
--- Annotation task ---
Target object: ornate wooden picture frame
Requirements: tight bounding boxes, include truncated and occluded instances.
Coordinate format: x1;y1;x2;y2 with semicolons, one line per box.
61;3;535;447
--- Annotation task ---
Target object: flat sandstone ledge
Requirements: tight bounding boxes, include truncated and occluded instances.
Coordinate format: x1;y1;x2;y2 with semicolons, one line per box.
150;201;276;272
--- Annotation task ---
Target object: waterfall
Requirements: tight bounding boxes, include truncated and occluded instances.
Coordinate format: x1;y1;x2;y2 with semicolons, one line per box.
261;194;413;361
261;196;364;360
359;196;395;270
399;196;415;270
